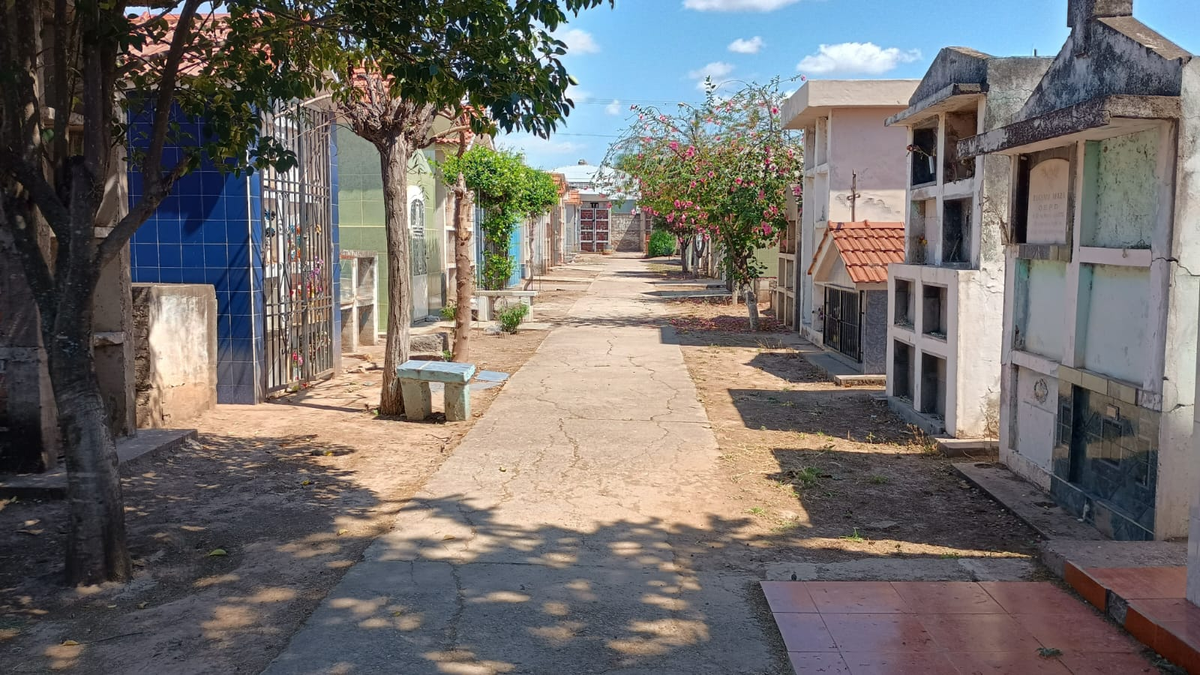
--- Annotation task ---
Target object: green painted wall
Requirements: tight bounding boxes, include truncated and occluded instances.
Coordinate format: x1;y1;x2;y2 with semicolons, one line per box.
337;130;440;330
1081;129;1158;249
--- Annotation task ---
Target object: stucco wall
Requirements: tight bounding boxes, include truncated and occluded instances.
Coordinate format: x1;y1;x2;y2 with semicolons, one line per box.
1012;365;1059;484
1083;129;1158;248
828;107;909;223
132;284;218;428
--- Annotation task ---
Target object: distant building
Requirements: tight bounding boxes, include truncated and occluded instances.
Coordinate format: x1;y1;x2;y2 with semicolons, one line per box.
780;79;918;374
552;160;643;253
884;48;1051;438
961;0;1198;542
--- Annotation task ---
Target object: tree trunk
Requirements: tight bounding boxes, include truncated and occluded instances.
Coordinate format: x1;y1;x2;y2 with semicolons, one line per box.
679;235;691;274
377;133;413;416
45;260;132;585
744;281;760;331
451;174;474;362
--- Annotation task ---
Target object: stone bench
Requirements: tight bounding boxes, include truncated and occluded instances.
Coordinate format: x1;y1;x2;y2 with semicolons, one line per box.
397;360;477;422
474;290;537;322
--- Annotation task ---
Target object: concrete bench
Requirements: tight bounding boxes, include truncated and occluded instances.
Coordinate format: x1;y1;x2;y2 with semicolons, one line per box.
474;290;537;322
397;360;477;422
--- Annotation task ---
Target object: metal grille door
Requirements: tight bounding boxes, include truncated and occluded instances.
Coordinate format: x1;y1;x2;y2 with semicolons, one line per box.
261;106;336;393
824;287;862;362
580;202;609;252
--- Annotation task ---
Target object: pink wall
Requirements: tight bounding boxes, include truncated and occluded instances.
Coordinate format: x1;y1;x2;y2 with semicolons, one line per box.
828;107;910;192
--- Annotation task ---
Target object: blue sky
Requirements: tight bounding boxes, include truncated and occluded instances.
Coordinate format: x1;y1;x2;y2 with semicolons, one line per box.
500;0;1197;172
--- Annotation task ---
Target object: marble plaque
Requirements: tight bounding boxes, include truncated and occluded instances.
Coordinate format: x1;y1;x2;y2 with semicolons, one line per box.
1026;158;1070;244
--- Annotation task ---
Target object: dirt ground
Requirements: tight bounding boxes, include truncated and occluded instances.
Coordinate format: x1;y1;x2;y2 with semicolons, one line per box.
0;285;590;675
665;296;1041;567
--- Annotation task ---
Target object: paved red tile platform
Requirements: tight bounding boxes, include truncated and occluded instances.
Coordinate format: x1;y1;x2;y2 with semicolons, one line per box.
761;580;1160;674
1063;564;1200;673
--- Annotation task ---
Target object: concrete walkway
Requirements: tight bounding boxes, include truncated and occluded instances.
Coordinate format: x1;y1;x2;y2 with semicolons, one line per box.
264;256;787;675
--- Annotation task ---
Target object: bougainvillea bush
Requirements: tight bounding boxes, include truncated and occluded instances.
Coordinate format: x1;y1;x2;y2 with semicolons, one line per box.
604;78;803;329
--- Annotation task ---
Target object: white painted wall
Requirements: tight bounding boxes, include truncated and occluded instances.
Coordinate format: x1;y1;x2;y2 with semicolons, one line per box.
1080;264;1150;383
1020;260;1067;361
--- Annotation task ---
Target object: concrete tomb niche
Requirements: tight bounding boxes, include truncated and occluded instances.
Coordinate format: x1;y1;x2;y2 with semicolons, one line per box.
1026;158;1071;245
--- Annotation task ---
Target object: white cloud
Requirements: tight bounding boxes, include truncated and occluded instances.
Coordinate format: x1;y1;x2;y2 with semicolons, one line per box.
687;61;735;91
797;42;921;75
566;84;593;103
684;0;801;11
499;133;587;168
605;99;622;115
554;28;600;55
728;36;764;54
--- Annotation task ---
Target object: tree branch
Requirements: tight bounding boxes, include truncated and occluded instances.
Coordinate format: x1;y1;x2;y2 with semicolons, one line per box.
0;148;71;239
96;157;188;266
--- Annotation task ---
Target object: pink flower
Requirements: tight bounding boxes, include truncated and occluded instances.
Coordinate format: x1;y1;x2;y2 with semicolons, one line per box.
735;177;743;185
689;181;696;188
764;224;773;236
669;141;679;151
771;107;779;114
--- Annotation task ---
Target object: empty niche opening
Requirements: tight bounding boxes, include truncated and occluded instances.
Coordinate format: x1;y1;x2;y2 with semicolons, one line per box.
943;110;978;183
922;284;947;339
894;279;914;328
942;198;971;265
893;341;914;401
920;353;947;419
910;122;938;187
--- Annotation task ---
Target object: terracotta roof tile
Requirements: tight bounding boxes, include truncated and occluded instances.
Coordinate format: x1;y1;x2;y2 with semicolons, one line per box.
808;221;905;285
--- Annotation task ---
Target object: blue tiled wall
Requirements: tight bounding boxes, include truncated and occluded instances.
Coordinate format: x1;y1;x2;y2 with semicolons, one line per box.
130;108;341;405
330;125;342;358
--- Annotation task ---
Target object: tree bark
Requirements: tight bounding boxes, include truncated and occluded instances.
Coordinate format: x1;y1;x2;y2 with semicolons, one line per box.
679;235;691;274
744;281;760;331
377;133;413;416
451;173;474;362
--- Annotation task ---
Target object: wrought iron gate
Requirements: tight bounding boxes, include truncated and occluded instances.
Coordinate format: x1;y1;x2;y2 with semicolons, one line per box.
261;106;336;393
824;287;862;362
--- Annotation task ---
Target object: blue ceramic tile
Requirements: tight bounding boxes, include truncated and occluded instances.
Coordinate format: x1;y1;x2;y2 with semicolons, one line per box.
202;217;227;243
230;313;253;340
227;194;249;221
159;244;182;267
202;171;226;197
203;243;227;267
229;243;249;269
226;219;249;245
217;337;233;364
157;221;181;244
175;171;202;196
182;220;205;244
231;338;255;362
220;314;232;339
201;266;224;285
231;361;255;389
217;360;235;386
228;291;250;317
180;244;204;268
225;386;257;405
181;267;206;284
216;290;231;314
229;268;250;293
160;267;183;283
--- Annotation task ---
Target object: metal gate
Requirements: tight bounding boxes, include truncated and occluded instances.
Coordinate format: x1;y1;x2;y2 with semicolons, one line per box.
824;287;862;362
580;202;609;252
261;105;336;393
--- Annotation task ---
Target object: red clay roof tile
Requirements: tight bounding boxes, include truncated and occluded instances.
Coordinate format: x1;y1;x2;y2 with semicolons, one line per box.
808;221;905;285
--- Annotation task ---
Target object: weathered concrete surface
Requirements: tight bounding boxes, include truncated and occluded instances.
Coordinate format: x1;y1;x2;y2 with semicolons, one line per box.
954;461;1104;541
132;284;218;429
765;557;1036;582
264;255;788;675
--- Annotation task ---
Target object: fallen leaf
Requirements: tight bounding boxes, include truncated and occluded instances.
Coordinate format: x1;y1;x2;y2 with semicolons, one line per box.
206;548;228;557
442;535;456;541
337;529;348;536
137;602;148;610
61;640;80;646
301;479;312;486
15;529;41;536
499;467;507;473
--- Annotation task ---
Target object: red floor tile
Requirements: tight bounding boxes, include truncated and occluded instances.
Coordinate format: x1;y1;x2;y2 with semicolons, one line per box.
1153;624;1200;674
763;581;818;613
977;581;1096;616
1084;566;1186;600
1016;611;1140;653
1064;563;1108;611
775;613;839;652
890;582;1004;614
1128;597;1200;624
943;650;1072;674
839;652;958;675
1056;650;1159;675
788;651;851;674
806;582;912;614
919;613;1043;653
822;614;940;653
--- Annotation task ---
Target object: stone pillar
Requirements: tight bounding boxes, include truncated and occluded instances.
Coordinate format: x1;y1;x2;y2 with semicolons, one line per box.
1181;61;1200;606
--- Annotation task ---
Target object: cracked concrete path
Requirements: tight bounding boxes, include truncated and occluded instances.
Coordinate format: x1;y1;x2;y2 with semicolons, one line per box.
264;256;787;675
